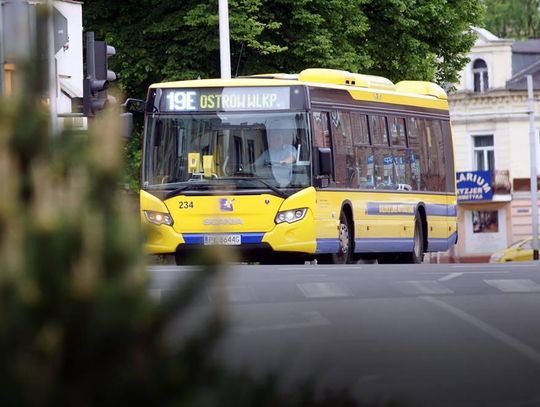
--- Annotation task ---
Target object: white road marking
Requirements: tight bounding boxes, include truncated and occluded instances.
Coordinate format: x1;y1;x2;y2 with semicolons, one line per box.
423;271;510;276
297;282;353;298
402;281;454;295
232;311;331;334
451;264;533;269
484;279;540;293
208;286;258;303
149;265;198;271
438;272;463;281
420;296;540;366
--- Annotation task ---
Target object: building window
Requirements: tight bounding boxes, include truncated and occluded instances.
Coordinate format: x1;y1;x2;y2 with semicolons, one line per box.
473;59;489;93
473;135;494;171
472;211;499;233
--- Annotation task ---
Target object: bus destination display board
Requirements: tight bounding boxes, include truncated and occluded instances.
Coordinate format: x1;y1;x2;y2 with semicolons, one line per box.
158;87;300;112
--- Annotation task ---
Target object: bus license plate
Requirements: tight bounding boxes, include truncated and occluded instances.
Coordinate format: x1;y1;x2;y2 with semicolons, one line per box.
204;235;241;245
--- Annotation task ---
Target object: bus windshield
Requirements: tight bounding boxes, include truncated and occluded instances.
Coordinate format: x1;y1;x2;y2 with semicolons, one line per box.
143;112;311;191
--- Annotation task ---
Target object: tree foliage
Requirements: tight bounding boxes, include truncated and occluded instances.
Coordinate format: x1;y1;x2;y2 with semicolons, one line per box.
84;0;484;99
484;0;540;39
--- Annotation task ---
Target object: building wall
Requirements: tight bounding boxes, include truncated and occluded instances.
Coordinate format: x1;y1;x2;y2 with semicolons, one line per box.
54;0;83;109
1;0;83;128
511;195;540;241
456;202;511;257
449;28;540;261
457;30;513;91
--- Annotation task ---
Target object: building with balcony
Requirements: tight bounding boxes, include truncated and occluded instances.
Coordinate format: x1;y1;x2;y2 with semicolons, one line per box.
449;27;540;262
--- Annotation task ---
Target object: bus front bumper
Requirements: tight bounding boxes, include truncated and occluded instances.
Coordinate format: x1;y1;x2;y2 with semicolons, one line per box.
143;212;316;256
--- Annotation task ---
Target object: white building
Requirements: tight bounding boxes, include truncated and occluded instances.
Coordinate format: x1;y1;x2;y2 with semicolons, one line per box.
449;27;540;261
1;0;84;128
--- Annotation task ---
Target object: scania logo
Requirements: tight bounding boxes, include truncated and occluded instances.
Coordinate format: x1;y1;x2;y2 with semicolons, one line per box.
203;218;243;225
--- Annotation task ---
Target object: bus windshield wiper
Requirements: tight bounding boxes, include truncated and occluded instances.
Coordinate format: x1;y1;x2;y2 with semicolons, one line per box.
164;177;287;199
165;182;213;199
227;176;287;198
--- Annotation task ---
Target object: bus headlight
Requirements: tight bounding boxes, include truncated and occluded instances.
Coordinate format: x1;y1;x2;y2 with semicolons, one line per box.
144;210;174;226
275;208;307;224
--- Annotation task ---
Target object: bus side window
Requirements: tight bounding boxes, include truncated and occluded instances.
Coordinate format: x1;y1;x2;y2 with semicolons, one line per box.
369;115;393;189
351;112;374;189
405;117;422;191
312;111;331;148
330;111;354;187
388;116;411;189
441;121;455;192
424;119;445;191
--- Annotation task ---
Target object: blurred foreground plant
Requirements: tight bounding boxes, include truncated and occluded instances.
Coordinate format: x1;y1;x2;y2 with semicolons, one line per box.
0;9;392;407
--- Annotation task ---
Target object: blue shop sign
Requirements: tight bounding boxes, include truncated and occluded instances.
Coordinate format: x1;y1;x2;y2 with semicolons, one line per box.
456;171;493;201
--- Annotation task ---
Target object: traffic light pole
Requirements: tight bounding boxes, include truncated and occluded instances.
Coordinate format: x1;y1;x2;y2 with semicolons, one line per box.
47;0;58;135
84;32;113;117
527;75;539;261
86;32;96;79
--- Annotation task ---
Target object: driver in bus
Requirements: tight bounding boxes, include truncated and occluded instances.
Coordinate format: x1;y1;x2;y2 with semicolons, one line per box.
257;133;297;166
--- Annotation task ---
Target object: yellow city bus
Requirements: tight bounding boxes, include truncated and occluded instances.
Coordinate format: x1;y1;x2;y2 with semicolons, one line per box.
140;68;457;264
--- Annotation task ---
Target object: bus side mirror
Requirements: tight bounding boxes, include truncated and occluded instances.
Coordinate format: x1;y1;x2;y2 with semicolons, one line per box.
121;112;133;139
318;147;332;177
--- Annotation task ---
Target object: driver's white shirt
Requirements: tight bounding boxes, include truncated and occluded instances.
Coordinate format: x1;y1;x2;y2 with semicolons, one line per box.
267;144;297;163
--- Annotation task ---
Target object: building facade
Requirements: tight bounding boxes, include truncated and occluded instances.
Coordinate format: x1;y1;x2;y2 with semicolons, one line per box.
1;0;84;128
449;28;540;262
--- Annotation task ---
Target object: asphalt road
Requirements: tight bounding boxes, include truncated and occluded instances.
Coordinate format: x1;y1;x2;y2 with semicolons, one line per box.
148;261;540;407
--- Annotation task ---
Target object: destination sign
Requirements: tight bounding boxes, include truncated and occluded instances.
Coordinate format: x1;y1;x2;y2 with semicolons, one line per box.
160;87;291;112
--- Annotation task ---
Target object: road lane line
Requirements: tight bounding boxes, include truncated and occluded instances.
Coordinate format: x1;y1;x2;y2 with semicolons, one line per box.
402;281;454;295
450;264;533;269
232;311;331;334
484;279;540;293
438;272;463;282
420;296;540;366
423;271;510;276
297;282;353;298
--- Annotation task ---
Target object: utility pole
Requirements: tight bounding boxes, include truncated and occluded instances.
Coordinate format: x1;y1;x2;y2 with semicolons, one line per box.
527;75;539;260
218;0;231;79
0;1;4;95
46;0;58;136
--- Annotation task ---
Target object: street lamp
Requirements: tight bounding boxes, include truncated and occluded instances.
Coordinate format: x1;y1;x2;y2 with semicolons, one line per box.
218;0;231;79
527;75;539;260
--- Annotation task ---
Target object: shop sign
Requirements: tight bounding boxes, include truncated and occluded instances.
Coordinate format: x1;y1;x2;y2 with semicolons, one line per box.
456;171;493;201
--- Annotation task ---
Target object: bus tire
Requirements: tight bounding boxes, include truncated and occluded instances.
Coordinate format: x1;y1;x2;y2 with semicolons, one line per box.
332;212;353;264
403;216;424;264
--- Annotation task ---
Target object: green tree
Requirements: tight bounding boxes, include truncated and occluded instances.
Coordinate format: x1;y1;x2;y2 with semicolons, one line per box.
84;0;484;97
83;0;483;190
484;0;540;39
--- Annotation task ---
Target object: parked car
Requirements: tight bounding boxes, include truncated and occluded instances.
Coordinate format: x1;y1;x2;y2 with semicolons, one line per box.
489;237;538;262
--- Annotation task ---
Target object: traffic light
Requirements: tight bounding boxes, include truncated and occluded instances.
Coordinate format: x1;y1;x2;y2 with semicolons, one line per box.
83;32;117;117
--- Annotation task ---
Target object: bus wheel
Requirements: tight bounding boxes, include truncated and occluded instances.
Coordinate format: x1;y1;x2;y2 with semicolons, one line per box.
404;216;424;264
332;212;352;264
